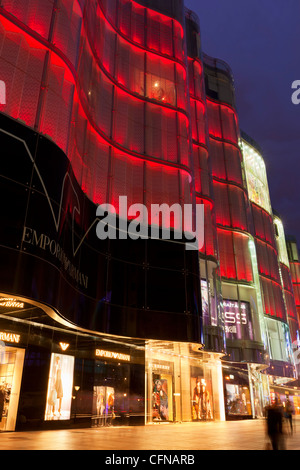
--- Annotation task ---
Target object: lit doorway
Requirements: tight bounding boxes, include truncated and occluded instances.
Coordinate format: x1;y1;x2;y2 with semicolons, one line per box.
0;346;25;431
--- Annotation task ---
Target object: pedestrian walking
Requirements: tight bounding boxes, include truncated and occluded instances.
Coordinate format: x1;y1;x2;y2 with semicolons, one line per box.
265;398;285;450
284;398;294;435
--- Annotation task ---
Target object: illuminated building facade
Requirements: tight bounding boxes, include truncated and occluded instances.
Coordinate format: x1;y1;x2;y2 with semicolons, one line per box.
286;238;300;330
0;0;299;431
241;134;300;415
203;61;270;419
0;0;226;431
273;213;299;351
286;237;300;376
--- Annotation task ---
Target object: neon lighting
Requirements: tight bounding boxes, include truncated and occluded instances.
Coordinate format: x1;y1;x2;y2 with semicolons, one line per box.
95;349;130;362
96;0;185;66
0;332;20;343
0;298;24;308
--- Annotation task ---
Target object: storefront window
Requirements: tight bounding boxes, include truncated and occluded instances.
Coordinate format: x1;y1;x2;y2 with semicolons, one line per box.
93;386;115;426
152;372;173;421
146;340;224;423
0;346;25;431
93;359;130;425
191;370;213;421
266;317;293;363
224;367;253;419
225;384;251;417
45;353;75;421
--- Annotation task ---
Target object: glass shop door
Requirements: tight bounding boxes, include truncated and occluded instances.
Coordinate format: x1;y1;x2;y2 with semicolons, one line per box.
0;346;25;431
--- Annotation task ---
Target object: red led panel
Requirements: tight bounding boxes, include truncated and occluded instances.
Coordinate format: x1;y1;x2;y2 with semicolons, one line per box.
219;105;238;143
131;2;145;45
228;186;248;231
255;239;281;283
101;0;117;25
1;0;54;39
147;10;173;57
207;100;222;139
0;24;46;127
281;263;294;293
52;0;82;68
39;54;75;153
285;292;297;320
191;100;206;145
188;58;203;101
196;197;216;257
293;283;300;307
118;0;132;37
217;229;237;280
288;317;299;345
177;113;189;167
209;139;226;180
84;127;110;205
204;212;216;256
145;103;178;162
217;229;253;282
110;149;145;210
261;277;286;319
252;204;276;247
213;181;231;227
233;232;253;282
223;143;243;185
113;87;145;154
193;145;210;197
290;262;300;284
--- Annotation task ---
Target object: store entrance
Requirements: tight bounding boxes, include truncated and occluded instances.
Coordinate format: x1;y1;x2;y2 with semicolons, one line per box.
0;346;25;431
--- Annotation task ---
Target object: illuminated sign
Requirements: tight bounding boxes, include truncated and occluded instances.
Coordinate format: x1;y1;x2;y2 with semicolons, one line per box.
95;349;130;362
0;332;21;343
274;217;289;267
242;140;271;214
151;363;170;371
0;298;24;309
59;342;70;351
223;300;253;341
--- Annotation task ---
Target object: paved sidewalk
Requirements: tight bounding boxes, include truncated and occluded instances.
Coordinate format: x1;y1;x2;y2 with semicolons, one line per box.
0;418;299;451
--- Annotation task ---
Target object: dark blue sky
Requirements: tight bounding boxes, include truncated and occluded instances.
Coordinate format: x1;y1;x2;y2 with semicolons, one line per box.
185;0;300;244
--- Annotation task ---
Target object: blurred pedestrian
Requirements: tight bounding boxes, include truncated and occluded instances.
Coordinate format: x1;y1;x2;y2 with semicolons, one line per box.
284;398;294;435
265;398;285;450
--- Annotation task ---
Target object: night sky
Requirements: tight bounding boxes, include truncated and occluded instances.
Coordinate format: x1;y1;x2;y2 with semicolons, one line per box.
185;0;300;245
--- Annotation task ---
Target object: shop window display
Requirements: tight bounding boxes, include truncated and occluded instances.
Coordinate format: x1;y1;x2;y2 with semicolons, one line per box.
93;386;115;426
225;384;251;417
152;374;173;421
191;377;213;421
93;359;141;426
0;346;25;431
45;353;75;421
0;355;14;431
